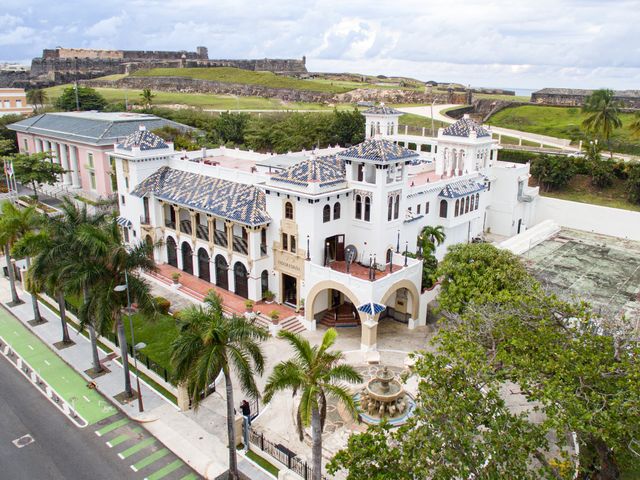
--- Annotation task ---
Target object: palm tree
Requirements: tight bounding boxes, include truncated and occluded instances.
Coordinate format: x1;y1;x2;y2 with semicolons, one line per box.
140;88;155;109
0;202;43;320
630;112;640;138
263;329;362;480
53;198;108;373
171;291;268;480
26;88;48;113
417;225;446;257
81;219;159;397
582;89;622;157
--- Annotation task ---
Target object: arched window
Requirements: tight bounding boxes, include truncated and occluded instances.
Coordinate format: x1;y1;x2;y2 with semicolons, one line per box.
284;201;293;220
364;197;371;222
290;236;296;253
470;195;475;210
387;196;393;221
261;270;269;299
465;196;470;213
475;193;480;210
355;195;362;219
439;199;448;218
394;195;400;219
333;202;341;220
455;199;460;217
323;204;331;223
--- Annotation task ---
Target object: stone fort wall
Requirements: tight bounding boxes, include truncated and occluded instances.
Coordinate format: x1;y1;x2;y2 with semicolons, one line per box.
532;89;640;109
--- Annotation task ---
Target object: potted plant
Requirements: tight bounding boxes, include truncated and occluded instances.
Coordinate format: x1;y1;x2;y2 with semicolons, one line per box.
297;298;305;314
264;290;275;304
171;272;181;285
244;299;254;312
269;310;280;325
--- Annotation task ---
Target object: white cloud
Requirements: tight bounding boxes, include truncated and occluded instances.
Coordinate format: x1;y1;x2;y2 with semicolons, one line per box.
0;0;638;88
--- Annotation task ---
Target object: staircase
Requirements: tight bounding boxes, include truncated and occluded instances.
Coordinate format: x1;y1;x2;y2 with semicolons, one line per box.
280;316;307;334
319;305;360;328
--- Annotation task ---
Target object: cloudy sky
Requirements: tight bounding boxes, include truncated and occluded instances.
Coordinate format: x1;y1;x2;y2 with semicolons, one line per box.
1;0;639;90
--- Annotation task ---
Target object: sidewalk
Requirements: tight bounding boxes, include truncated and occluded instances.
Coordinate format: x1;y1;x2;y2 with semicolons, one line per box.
0;278;274;480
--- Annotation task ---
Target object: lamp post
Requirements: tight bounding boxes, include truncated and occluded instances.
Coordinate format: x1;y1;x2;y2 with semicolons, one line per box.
404;241;408;267
114;271;144;412
396;229;400;253
306;235;310;261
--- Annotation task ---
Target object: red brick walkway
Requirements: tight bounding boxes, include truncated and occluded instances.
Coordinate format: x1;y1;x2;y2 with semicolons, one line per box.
152;264;297;321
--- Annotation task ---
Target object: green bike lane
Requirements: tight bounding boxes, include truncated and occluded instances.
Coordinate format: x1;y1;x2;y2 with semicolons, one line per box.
0;305;116;425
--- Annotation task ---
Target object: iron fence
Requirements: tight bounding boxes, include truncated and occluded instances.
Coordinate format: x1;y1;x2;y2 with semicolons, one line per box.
248;430;328;480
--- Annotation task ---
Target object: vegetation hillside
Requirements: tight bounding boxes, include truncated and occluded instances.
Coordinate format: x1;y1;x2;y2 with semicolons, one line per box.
488;105;639;155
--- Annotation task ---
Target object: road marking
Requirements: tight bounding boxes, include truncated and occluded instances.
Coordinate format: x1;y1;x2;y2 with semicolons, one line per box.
145;459;184;480
83;395;91;402
106;433;129;448
27;344;34;350
180;473;198;480
95;418;128;437
44;360;50;366
132;448;169;472
12;434;35;448
118;437;154;459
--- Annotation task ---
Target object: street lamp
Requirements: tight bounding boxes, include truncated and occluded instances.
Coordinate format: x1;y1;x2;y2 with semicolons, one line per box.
114;270;144;412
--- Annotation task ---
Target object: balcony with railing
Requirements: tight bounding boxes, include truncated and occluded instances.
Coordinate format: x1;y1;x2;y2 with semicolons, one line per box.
164;218;176;229
233;235;248;255
214;229;228;247
196;224;209;241
180;219;192;235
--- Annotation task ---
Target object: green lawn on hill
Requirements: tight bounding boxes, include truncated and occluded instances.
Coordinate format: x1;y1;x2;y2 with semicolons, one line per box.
131;67;354;94
42;84;350;110
488;105;639;154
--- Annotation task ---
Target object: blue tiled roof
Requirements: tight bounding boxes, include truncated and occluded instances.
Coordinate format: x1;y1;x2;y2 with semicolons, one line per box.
442;118;491;138
271;154;345;187
132;167;270;226
439;178;486;198
363;105;402;115
339;139;419;163
117;129;169;151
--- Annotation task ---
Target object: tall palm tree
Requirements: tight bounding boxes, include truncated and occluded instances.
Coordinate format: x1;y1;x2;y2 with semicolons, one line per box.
582;89;623;157
630;112;640;138
417;225;446;257
53;198;108;372
26;89;48;114
263;329;362;480
0;203;24;305
171;291;268;480
0;202;43;321
81;219;159;397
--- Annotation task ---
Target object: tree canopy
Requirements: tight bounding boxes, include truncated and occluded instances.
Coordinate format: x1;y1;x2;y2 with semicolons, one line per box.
12;151;66;201
435;243;532;314
582;89;623;154
55;86;107;111
530;154;577;191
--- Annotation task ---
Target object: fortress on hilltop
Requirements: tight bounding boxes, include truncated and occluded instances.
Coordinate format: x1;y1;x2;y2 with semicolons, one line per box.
0;46;307;88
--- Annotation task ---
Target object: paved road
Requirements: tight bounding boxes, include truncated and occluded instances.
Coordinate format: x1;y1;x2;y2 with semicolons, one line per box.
0;353;136;480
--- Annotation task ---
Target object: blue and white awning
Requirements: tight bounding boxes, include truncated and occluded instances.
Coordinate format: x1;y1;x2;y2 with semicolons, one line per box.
357;302;386;315
116;216;132;228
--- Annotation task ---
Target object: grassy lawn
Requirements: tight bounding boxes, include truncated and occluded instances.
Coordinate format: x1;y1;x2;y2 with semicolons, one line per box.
488;105;639;154
123;312;178;373
131;67;354;94
43;84;353;111
536;174;640;212
474;93;531;102
399;113;448;135
246;450;279;477
310;77;419;91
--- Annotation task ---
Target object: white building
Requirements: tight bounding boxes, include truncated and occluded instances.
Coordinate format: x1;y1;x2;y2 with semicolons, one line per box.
111;107;538;351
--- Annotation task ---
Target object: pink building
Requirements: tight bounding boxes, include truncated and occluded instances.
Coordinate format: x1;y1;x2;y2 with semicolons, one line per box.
9;112;190;199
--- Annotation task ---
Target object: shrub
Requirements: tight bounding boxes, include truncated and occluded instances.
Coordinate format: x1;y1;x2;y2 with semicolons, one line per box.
154;296;171;314
263;290;275;301
244;299;254;311
530;154;576;191
269;310;280;321
626;163;640;205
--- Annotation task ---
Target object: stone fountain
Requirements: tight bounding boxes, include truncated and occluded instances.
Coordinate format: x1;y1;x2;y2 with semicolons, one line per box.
358;366;408;420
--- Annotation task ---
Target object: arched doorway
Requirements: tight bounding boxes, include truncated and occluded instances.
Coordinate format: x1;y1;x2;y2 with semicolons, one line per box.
215;255;228;290
380;281;421;325
234;262;248;299
197;248;210;282
306;281;361;328
261;270;269;299
166;236;177;267
181;242;193;275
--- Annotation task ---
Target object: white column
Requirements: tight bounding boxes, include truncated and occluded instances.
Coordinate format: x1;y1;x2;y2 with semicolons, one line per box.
69;145;81;188
59;143;71;185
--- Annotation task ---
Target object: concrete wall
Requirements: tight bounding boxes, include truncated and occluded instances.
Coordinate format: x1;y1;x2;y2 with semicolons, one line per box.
535;196;640;241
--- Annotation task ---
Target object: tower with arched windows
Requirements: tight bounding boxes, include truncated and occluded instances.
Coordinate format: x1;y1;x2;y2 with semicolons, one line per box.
363;104;403;139
435;115;497;177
